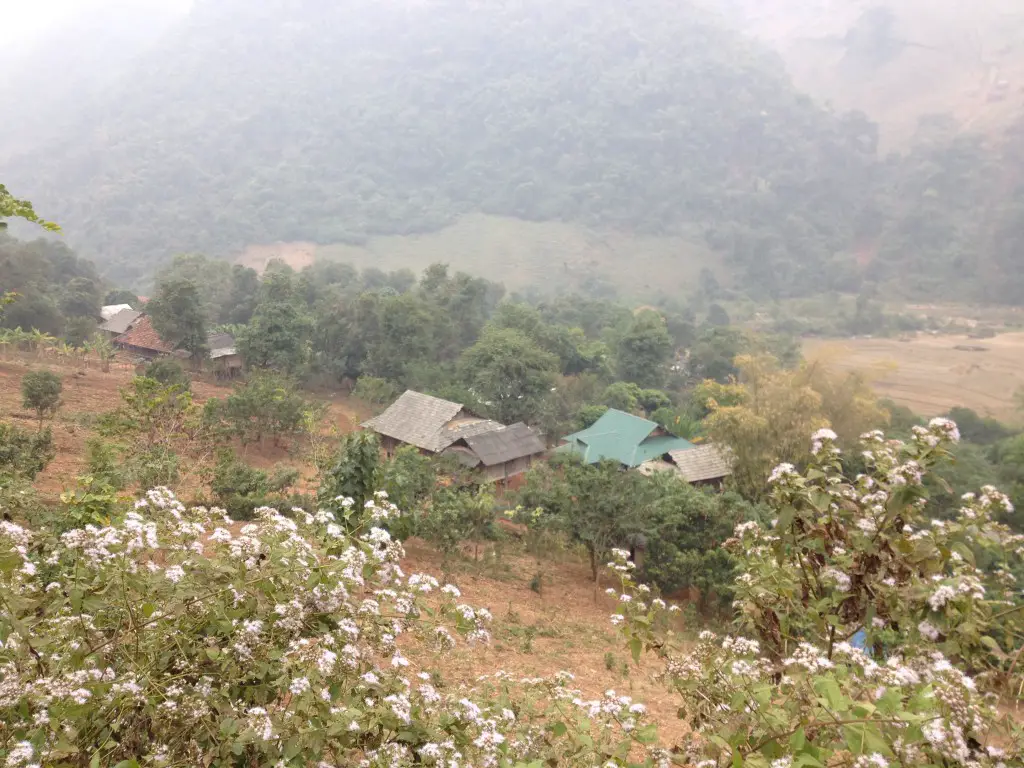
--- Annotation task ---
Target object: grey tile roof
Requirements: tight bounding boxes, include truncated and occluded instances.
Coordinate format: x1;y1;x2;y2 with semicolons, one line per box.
444;418;505;443
99;308;143;335
362;390;467;452
464;423;546;466
666;444;734;483
207;332;236;353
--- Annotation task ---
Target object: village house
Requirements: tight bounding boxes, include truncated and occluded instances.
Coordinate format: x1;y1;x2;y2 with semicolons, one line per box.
100;303;134;321
638;444;734;488
559;408;733;485
558;408;694;468
441;422;546;485
99;308;144;339
112;315;176;360
208;332;242;379
362;390;546;485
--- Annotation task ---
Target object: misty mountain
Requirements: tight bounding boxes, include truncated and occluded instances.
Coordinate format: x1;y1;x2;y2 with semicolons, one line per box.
703;0;1024;149
1;0;1023;302
0;1;188;160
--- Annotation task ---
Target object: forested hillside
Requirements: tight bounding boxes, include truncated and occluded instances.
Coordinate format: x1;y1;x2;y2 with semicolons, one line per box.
3;0;1024;302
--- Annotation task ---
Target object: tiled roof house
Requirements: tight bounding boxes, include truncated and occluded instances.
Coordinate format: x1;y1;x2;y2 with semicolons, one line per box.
113;315;176;359
362;390;546;484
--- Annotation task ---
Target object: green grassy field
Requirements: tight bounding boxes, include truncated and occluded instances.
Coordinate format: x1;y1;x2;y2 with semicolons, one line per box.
315;214;724;300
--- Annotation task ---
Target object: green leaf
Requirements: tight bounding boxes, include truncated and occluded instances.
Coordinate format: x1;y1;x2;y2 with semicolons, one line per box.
794;755;824;768
629;636;642;664
789;727;806;751
634;723;658;745
842;723;889;756
814;677;847;711
980;635;1006;659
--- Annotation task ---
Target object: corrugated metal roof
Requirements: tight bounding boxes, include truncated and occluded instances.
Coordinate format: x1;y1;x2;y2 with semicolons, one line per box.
667;444;733;482
100;308;143;335
464;422;546;466
362;390;467;453
101;304;134;321
114;315;176;354
559;409;693;468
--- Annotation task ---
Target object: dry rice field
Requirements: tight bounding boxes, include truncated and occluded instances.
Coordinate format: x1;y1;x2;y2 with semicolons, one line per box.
804;332;1024;425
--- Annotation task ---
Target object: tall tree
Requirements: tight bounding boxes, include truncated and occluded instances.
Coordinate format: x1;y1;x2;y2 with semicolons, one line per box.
60;277;102;319
615;311;673;388
147;277;209;363
704;355;828;498
238;270;313;372
222;264;260;325
458;326;558;424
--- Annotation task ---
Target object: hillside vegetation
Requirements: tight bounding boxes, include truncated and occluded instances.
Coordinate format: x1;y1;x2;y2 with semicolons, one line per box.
3;0;1023;303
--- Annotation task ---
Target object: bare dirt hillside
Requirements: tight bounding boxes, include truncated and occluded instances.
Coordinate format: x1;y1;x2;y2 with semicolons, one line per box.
708;0;1024;148
0;357;695;748
401;538;692;749
0;357;366;495
804;332;1024;424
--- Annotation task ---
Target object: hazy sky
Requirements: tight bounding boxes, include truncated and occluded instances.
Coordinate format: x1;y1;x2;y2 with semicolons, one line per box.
0;0;193;49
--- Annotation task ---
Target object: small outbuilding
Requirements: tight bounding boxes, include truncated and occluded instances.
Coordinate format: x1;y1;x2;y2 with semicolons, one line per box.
208;332;242;379
442;422;546;485
639;444;734;487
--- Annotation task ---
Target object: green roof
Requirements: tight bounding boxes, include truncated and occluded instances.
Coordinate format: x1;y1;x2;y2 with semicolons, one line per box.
559;409;694;468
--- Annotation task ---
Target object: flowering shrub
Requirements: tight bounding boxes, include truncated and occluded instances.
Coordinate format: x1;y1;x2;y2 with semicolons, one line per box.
610;419;1024;767
0;488;661;767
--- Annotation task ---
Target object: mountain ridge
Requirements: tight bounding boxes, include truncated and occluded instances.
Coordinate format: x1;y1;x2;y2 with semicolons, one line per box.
2;0;1022;303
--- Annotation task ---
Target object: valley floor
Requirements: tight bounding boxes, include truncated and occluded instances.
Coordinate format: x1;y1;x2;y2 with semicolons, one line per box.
803;331;1024;425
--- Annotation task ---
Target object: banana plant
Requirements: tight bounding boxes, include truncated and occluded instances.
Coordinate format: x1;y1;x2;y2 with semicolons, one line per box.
89;333;115;372
28;329;56;357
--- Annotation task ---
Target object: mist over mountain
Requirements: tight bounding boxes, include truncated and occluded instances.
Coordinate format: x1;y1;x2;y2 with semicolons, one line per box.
0;1;189;160
702;0;1024;149
2;0;1023;302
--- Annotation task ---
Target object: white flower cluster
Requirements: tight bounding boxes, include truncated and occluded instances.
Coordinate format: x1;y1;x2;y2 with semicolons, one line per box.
1;488;665;768
811;427;839;455
768;462;799;485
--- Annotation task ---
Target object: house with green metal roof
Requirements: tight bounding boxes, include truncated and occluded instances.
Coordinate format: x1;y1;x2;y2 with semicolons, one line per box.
558;408;694;468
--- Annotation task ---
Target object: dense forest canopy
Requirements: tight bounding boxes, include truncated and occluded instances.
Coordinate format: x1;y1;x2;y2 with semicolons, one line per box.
1;0;1023;303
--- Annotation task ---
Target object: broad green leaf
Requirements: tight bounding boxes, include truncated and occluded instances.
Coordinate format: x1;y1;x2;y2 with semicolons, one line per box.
630;636;642;664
